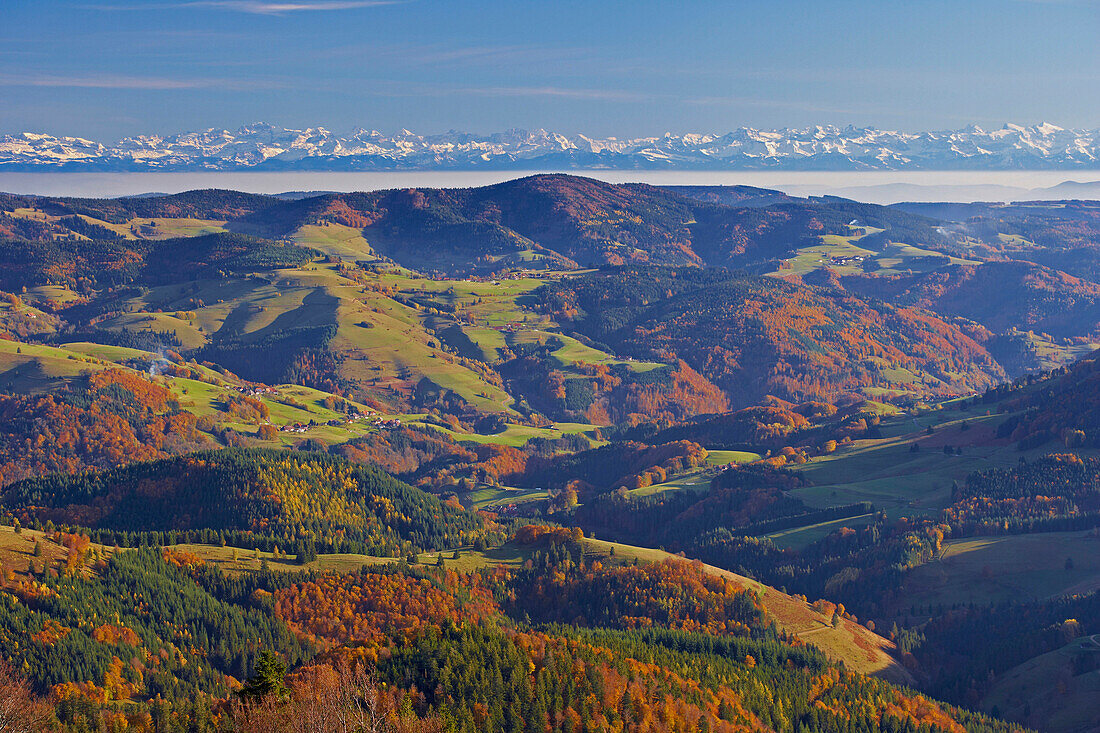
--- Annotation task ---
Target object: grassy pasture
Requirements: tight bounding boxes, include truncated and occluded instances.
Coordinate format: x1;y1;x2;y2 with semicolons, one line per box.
0;339;109;391
99;312;207;349
787;407;1078;518
463;486;549;510
765;513;878;551
292;223;376;259
379;272;549;329
774;237;878;277
511;330;665;373
705;450;762;465
769;229;981;279
892;530;1100;612
980;635;1100;733
414;420;599;449
132;217;228;239
25;285;85;308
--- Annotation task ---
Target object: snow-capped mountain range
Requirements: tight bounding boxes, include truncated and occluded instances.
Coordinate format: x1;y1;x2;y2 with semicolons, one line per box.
1;123;1097;171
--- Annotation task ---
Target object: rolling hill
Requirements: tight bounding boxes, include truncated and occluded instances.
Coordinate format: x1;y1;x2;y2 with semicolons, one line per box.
838;260;1100;340
541;266;1006;406
0;448;482;554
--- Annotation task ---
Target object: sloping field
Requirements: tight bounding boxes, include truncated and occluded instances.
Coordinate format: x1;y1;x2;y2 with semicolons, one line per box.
892;530;1100;611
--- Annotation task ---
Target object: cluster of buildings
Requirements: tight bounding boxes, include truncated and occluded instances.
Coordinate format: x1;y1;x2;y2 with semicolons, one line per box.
278;414;402;433
825;255;865;266
370;417;402;429
235;384;278;397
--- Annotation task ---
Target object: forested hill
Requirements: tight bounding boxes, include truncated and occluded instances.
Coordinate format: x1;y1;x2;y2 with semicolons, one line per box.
0;448;483;554
837;260;1100;339
990;350;1100;449
4;175;951;274
0;232;314;292
0;189;281;224
229;175;949;272
539;266;1006;406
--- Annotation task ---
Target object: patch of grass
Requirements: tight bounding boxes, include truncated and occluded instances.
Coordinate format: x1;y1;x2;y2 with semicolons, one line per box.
463;486;549;510
132;217;228;239
511;330;664;373
417;420;599;449
59;342;151;361
773;237;878;277
0;339;108;391
785;409;1077;519
292;223;376;260
705;450;762;465
25;285;85;308
765;513;877;551
96;312;207;349
628;470;714;497
460;326;508;362
980;635;1100;732
892;530;1100;612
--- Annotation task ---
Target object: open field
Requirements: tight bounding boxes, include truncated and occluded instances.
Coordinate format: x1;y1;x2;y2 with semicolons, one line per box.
380;272;551;329
765;513;878;551
772;234;878;277
706;449;762;465
871;242;981;274
1020;331;1100;371
980;635;1100;733
891;530;1100;612
770;228;981;279
629;469;714;497
6;208;231;241
137;217;228;239
510;330;665;373
292;223;375;259
788;406;1097;519
462;485;549;510
171;543;394;575
0;337;114;391
0;525;110;579
425;420;599;448
627;451;760;498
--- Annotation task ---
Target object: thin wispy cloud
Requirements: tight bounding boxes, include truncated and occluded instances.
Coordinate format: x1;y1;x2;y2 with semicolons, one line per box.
321;43;593;69
314;78;658;103
0;73;286;90
86;0;403;15
453;85;655;103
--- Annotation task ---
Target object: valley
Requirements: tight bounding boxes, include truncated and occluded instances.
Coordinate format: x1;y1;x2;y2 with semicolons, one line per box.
0;175;1098;732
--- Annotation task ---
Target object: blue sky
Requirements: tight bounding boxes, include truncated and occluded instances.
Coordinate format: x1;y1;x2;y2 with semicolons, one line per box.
1;0;1097;139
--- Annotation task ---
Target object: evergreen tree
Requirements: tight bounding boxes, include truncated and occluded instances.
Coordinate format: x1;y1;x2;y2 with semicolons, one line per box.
237;650;288;701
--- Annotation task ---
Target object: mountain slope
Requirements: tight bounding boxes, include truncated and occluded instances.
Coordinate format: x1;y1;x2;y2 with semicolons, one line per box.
0;448;482;553
541;266;1006;406
225;175;951;272
838;260;1100;338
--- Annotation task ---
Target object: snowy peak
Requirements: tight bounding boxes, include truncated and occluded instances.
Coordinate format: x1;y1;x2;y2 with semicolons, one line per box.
1;123;1097;171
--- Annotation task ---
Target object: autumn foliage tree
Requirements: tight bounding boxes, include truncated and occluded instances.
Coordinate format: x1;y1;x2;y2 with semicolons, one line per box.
0;660;52;733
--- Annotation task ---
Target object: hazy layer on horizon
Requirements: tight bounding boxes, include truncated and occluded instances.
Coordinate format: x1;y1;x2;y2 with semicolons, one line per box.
2;170;1099;205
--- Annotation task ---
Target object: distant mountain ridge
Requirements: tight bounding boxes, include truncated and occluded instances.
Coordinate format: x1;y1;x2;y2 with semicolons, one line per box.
2;122;1098;171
